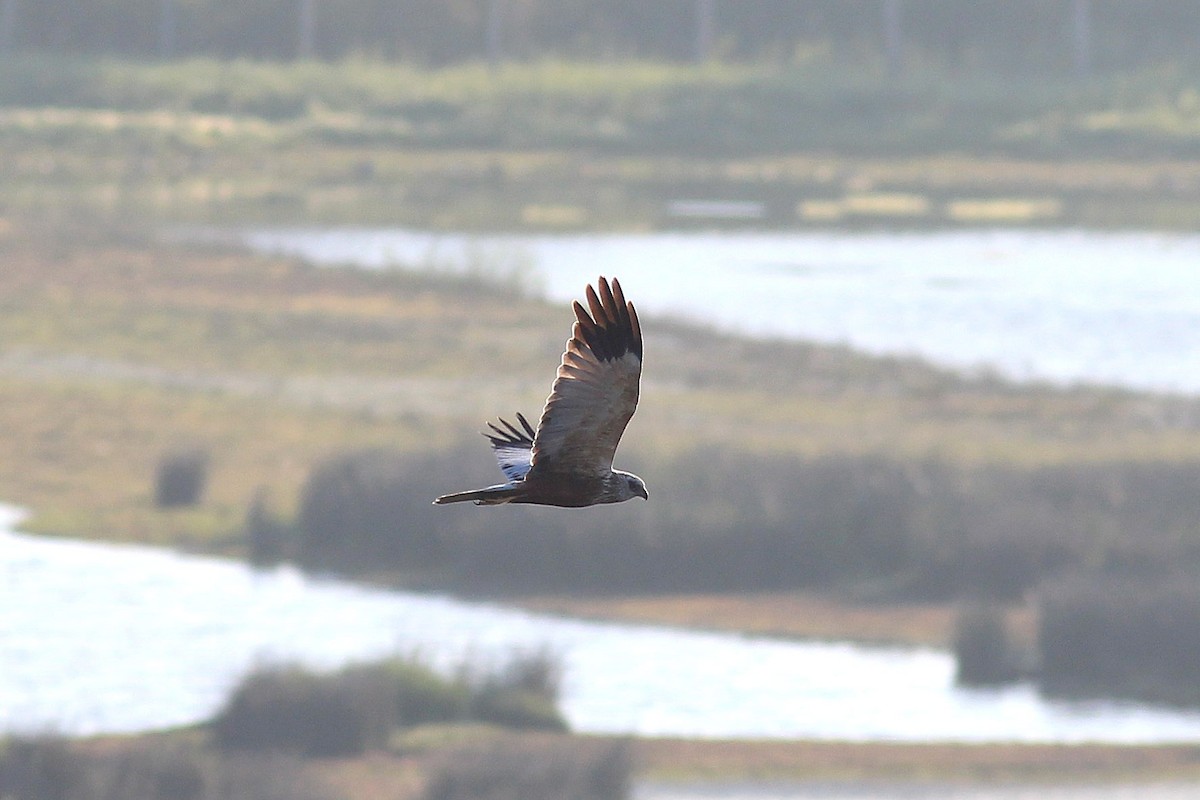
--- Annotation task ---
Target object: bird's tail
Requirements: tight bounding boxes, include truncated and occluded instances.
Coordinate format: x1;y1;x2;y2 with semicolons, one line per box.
432;484;522;506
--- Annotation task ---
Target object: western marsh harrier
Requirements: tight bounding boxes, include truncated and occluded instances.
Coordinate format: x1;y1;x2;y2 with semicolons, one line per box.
433;276;648;507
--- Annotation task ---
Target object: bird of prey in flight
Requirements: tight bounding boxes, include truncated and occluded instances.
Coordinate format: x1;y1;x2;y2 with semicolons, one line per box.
434;276;648;507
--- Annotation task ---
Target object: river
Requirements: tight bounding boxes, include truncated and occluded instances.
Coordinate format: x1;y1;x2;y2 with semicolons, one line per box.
5;504;1200;742
239;227;1200;395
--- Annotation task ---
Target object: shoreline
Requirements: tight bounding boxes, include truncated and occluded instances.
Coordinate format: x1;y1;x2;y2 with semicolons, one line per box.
234;226;1200;399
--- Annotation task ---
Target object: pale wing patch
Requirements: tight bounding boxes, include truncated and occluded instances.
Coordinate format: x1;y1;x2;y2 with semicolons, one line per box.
484;413;536;482
491;443;532;482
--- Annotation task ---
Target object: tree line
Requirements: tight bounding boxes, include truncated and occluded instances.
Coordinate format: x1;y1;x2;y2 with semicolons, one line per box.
3;0;1200;76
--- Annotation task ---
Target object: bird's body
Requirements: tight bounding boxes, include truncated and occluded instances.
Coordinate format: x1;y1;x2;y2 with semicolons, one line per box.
434;277;648;508
432;472;633;508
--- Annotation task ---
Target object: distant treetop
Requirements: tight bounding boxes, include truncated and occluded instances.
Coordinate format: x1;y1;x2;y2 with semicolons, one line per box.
3;0;1200;77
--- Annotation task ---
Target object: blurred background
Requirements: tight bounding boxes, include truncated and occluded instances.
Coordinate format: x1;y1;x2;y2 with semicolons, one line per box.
4;2;1200;799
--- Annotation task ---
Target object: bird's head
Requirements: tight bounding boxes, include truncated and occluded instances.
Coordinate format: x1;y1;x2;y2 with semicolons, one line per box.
614;470;649;502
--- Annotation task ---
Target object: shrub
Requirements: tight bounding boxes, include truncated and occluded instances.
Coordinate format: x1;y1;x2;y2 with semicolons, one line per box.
296;448;447;572
154;446;209;508
244;488;291;567
211;665;388;757
212;652;567;757
485;648;561;700
470;688;567;732
445;450;921;595
385;658;471;726
295;442;1200;606
953;605;1022;686
1038;574;1200;704
468;649;566;732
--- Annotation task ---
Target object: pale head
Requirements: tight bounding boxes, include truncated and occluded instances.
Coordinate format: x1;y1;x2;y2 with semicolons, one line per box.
607;469;649;503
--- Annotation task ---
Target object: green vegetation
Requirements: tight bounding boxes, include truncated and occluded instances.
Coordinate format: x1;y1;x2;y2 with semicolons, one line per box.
1039;576;1200;706
0;652;621;800
213;652;566;758
6;55;1200;229
953;605;1024;686
154;445;210;508
244;488;290;566
297;448;449;573
289;448;1200;603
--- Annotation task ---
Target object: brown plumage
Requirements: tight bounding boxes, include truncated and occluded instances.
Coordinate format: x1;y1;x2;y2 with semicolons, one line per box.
433;276;648;507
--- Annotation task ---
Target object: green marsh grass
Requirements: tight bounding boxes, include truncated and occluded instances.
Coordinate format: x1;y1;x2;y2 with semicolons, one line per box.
6;56;1200;228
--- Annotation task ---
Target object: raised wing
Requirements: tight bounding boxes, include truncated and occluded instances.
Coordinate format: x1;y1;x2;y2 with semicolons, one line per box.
529;277;642;478
484;412;537;482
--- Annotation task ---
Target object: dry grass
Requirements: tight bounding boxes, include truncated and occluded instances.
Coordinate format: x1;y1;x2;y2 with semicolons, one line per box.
3;214;1200;553
632;737;1200;783
8;56;1200;232
45;726;1200;800
0;377;433;544
516;592;1038;649
9;98;1200;230
314;751;426;800
0;220;556;542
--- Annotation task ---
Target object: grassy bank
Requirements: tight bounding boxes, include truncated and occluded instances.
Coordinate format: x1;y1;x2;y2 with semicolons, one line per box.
11;728;1200;800
6;56;1200;157
5;216;1199;551
6;57;1200;229
0;651;624;800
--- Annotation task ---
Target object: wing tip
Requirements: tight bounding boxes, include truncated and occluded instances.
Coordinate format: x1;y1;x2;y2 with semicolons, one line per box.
572;276;641;363
516;411;536;438
627;300;642;359
483;414;536;447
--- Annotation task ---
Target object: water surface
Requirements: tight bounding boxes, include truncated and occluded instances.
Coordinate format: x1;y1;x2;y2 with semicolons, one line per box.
5;505;1200;742
242;228;1200;395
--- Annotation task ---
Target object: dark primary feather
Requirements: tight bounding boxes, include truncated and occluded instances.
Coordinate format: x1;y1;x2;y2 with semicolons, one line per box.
573;278;642;362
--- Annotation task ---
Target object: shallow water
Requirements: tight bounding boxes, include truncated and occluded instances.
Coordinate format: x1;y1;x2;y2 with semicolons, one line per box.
5;505;1200;742
240;227;1200;395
